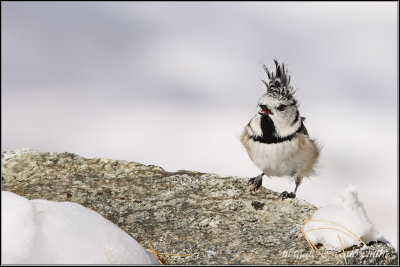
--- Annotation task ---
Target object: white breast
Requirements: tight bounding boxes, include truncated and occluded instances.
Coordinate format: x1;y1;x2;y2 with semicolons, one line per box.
246;138;300;177
241;125;320;179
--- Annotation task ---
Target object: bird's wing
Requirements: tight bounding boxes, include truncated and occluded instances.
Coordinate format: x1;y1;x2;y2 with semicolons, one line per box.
300;117;309;136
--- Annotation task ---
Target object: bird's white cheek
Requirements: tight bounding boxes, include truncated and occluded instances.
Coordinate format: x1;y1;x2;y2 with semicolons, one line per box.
273;118;301;138
249;114;263;137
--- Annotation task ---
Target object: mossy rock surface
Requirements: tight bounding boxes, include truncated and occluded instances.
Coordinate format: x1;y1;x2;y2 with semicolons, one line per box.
1;149;397;264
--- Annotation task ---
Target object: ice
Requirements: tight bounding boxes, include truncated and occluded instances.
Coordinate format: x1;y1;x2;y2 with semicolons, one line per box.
302;185;385;251
1;191;159;264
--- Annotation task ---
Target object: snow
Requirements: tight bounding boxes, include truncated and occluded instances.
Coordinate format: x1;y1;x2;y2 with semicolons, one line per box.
302;185;385;251
1;190;37;264
1;191;159;264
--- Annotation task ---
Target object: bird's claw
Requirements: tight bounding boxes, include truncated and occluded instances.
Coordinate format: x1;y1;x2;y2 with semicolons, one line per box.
248;176;263;192
248;177;255;185
280;191;296;199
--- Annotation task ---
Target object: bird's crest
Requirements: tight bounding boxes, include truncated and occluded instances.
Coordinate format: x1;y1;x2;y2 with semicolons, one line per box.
261;59;295;100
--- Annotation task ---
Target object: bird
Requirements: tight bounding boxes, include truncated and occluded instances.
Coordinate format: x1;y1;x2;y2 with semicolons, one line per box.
241;59;321;199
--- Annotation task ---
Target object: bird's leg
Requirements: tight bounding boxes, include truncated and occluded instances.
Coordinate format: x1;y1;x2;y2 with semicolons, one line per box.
280;176;301;199
248;173;264;192
294;177;301;194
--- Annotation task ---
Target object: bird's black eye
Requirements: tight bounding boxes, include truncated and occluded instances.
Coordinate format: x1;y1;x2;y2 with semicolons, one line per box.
278;105;287;111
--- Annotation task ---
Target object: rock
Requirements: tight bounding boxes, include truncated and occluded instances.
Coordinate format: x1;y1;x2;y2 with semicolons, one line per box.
1;149;397;264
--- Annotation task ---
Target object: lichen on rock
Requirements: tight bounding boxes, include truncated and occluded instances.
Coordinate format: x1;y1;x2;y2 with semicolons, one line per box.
1;149;397;264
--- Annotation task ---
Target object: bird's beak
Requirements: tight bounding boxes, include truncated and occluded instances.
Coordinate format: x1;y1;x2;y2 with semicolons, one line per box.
259;110;273;116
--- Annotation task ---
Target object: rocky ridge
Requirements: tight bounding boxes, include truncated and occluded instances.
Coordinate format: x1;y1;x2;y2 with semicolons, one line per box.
1;149;397;264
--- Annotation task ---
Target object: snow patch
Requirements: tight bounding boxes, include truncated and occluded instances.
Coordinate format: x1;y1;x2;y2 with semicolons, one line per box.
1;191;159;264
303;185;385;251
1;191;37;263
